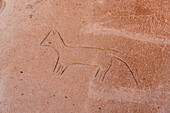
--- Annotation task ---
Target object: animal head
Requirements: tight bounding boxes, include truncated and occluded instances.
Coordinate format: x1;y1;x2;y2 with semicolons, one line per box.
40;30;65;47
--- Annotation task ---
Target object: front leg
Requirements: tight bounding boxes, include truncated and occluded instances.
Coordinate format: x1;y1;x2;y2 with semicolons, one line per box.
59;65;68;75
53;56;60;74
53;55;68;76
53;63;68;76
53;57;63;75
54;64;67;75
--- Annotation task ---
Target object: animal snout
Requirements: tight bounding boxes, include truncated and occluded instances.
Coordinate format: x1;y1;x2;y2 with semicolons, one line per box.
40;31;52;46
40;40;51;46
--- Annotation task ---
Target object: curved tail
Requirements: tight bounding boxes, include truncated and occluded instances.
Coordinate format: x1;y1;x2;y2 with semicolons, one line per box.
111;51;140;86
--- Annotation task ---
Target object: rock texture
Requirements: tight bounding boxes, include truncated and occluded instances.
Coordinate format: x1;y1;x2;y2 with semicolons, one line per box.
0;0;169;113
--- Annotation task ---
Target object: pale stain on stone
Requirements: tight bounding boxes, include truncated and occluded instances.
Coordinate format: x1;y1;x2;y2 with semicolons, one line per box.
81;23;170;45
87;81;169;108
0;69;9;112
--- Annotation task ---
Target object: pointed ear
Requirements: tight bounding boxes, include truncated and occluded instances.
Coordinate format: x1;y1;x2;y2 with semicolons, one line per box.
40;31;50;46
53;30;60;36
50;29;60;36
49;30;55;35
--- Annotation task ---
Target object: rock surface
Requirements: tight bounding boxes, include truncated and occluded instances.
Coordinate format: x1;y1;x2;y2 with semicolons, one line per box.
0;0;169;113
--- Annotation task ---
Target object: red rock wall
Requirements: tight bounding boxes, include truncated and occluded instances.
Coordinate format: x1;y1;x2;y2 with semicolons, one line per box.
0;0;169;113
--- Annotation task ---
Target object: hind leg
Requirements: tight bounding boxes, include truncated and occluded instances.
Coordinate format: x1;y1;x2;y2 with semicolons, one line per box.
94;58;112;81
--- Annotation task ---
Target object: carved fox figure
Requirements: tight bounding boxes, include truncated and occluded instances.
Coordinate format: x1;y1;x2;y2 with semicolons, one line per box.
40;30;140;86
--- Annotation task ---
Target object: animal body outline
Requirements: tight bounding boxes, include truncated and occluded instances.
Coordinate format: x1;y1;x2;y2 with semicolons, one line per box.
40;30;140;86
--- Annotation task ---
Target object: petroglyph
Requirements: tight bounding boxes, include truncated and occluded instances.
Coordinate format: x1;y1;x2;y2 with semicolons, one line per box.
40;30;140;86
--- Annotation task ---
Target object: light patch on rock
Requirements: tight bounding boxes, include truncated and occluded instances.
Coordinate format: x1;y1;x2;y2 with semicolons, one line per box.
81;23;170;45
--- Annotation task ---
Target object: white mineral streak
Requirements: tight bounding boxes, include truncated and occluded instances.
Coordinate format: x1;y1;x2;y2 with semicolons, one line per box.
87;81;168;108
81;23;170;45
